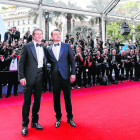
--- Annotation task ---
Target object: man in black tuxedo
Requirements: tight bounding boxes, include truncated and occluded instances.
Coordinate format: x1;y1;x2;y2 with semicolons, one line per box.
47;29;76;128
18;28;47;136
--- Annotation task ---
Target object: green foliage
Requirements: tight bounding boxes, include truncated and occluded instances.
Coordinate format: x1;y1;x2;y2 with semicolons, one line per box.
1;7;8;10
113;1;140;17
106;22;133;43
135;25;140;39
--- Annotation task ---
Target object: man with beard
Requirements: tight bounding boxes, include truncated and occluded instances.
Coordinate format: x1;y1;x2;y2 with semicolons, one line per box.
47;29;76;128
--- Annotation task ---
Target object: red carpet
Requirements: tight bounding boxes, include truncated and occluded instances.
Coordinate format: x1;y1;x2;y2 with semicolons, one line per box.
1;81;140;140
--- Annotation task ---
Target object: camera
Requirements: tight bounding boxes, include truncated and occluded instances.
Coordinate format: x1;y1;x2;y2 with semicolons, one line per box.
84;50;89;60
76;32;80;37
49;39;54;42
92;50;98;58
14;48;21;55
6;45;11;49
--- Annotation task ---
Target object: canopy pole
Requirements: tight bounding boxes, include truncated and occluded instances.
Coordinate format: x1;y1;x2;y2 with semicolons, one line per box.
132;19;136;43
39;3;42;29
101;14;106;46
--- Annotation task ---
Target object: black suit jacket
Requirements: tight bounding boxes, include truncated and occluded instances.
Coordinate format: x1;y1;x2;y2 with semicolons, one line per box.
12;30;20;41
47;42;75;82
23;34;32;43
3;32;12;43
18;42;47;85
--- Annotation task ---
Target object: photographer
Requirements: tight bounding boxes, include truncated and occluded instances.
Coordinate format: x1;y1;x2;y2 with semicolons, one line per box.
94;51;104;85
88;49;99;86
97;38;103;50
11;40;18;49
78;35;85;51
105;39;112;54
95;43;102;54
11;27;20;42
1;42;12;58
135;48;140;78
113;39;120;54
136;39;140;50
23;31;32;43
119;50;126;76
70;45;76;56
87;36;94;49
102;49;111;82
76;32;80;41
125;49;136;81
3;28;13;45
83;46;93;87
109;49;120;83
4;49;20;98
74;47;84;89
69;35;74;45
65;34;69;43
18;40;24;48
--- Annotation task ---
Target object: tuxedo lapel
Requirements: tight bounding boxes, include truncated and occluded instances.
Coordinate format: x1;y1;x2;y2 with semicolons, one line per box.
29;42;38;62
58;42;64;60
48;45;57;61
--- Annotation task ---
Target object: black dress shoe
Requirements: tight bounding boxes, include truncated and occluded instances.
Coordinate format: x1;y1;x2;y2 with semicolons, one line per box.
14;94;18;96
22;127;28;136
88;84;92;88
49;90;53;93
5;94;10;98
67;119;76;127
85;85;88;88
55;120;61;128
31;123;43;130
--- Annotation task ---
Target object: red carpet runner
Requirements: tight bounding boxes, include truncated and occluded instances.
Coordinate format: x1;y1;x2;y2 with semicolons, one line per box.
0;81;140;140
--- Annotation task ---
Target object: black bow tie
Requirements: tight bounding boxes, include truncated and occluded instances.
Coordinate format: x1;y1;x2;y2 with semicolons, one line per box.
36;43;42;47
54;43;59;47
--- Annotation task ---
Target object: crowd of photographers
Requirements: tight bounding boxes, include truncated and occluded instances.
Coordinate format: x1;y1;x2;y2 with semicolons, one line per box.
1;27;140;99
0;27;55;99
67;33;140;90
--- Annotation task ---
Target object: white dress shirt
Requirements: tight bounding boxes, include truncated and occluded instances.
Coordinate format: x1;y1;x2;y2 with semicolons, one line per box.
52;42;61;61
33;41;44;68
